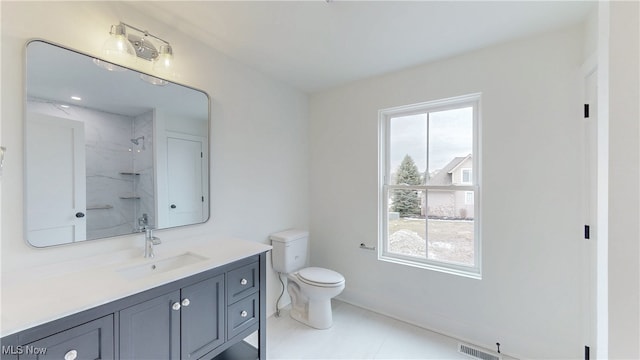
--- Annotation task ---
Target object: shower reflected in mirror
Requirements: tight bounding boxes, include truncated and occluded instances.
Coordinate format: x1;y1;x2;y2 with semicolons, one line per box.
25;40;210;247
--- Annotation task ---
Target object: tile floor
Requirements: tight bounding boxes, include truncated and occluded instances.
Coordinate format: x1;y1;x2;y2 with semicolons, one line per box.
250;300;472;359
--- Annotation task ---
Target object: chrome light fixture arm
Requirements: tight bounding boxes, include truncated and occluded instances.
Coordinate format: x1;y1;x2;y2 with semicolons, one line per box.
109;22;172;62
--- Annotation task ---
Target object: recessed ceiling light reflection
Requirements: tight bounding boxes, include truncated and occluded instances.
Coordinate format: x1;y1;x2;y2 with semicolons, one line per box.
71;96;82;101
93;58;127;72
140;73;168;86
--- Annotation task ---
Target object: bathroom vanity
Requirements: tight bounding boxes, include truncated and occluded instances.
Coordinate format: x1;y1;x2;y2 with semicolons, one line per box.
3;38;274;359
3;38;275;359
0;237;270;360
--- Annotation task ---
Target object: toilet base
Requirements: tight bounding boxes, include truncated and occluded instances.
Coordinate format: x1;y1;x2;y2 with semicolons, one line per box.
288;282;336;329
290;298;333;329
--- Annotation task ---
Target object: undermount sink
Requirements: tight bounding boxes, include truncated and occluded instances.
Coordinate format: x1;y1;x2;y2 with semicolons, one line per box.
117;252;209;280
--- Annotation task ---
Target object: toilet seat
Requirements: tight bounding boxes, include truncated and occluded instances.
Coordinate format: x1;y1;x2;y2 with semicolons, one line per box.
295;267;345;288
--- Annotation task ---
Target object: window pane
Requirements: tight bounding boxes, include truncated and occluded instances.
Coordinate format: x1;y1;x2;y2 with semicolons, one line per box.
387;189;426;258
465;191;474;205
389;114;427;185
426;107;473;186
426;190;474;265
462;169;472;184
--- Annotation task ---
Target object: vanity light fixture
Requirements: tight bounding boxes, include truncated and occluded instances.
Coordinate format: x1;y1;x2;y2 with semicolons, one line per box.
99;22;175;81
99;23;137;68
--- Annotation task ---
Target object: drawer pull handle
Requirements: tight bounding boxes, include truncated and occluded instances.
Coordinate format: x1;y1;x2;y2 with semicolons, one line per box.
172;302;181;311
64;349;78;360
240;278;248;285
181;298;190;307
240;310;248;318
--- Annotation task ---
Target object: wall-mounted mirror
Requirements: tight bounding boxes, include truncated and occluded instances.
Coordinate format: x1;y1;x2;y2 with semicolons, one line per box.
25;40;210;247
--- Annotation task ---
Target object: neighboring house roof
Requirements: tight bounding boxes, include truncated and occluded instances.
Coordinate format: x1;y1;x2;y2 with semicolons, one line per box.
427;155;471;186
448;154;472;174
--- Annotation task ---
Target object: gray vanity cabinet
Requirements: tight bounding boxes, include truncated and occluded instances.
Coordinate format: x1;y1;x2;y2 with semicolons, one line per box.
19;315;114;360
180;275;225;359
119;274;225;360
0;253;267;360
226;262;259;340
227;262;258;304
118;291;181;359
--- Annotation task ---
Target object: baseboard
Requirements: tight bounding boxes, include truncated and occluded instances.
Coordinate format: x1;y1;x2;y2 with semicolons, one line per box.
333;296;520;360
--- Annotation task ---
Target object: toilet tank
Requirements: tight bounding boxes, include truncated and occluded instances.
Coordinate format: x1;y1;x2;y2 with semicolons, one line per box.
270;229;309;273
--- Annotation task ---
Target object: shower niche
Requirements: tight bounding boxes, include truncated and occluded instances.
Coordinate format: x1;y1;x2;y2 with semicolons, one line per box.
24;40;210;247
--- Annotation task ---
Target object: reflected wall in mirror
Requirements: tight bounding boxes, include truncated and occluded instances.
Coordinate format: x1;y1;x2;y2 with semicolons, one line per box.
25;40;210;247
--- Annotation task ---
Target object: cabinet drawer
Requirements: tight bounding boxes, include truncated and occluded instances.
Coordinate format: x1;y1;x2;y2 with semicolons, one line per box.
227;262;258;304
20;315;114;360
227;293;258;340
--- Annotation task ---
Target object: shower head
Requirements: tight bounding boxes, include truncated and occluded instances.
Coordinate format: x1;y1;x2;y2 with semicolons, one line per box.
131;136;144;145
130;136;146;151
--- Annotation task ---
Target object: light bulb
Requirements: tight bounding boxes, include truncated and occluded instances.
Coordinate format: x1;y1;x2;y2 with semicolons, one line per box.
101;24;137;67
152;44;174;77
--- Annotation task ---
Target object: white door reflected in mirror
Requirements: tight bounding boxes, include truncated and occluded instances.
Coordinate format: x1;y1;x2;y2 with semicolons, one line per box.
26;113;87;246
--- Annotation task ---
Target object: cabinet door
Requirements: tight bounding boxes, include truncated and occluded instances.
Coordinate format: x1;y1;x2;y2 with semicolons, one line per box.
20;315;113;360
180;274;224;359
119;291;180;360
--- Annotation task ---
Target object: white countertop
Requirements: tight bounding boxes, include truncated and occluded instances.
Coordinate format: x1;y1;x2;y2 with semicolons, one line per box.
1;235;271;337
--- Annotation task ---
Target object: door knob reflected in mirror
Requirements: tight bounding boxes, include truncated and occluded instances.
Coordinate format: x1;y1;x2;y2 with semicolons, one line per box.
75;212;85;218
170;204;177;209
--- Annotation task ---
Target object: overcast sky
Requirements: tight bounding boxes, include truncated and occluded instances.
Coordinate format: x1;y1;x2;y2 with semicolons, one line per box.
390;107;473;174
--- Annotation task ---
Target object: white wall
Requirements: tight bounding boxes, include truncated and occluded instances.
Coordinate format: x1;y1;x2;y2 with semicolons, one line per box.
309;26;586;359
0;1;309;317
607;1;640;358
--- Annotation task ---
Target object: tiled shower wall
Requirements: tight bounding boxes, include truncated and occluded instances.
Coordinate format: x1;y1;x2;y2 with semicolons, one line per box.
132;111;155;231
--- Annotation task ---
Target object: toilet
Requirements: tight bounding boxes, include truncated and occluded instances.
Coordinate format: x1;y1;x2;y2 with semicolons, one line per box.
270;229;345;329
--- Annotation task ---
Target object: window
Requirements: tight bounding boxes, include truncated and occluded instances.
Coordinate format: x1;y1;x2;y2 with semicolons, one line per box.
461;169;472;184
378;94;480;278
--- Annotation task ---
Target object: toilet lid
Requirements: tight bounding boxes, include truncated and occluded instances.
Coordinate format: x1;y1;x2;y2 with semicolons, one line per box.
297;267;345;285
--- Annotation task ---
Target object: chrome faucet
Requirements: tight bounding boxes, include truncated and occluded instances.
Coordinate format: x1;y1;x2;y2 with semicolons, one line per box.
144;227;161;258
138;213;149;230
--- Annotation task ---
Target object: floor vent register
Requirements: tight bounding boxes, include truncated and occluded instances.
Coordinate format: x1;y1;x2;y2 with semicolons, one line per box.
458;343;502;360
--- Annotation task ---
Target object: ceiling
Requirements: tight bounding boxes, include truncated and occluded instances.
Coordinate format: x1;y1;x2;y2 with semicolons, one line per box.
128;1;595;93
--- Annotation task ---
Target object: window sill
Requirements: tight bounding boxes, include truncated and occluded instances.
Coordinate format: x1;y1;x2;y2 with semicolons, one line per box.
378;253;482;280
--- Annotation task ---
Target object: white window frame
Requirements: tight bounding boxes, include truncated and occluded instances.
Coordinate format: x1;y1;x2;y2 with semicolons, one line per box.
378;93;481;279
